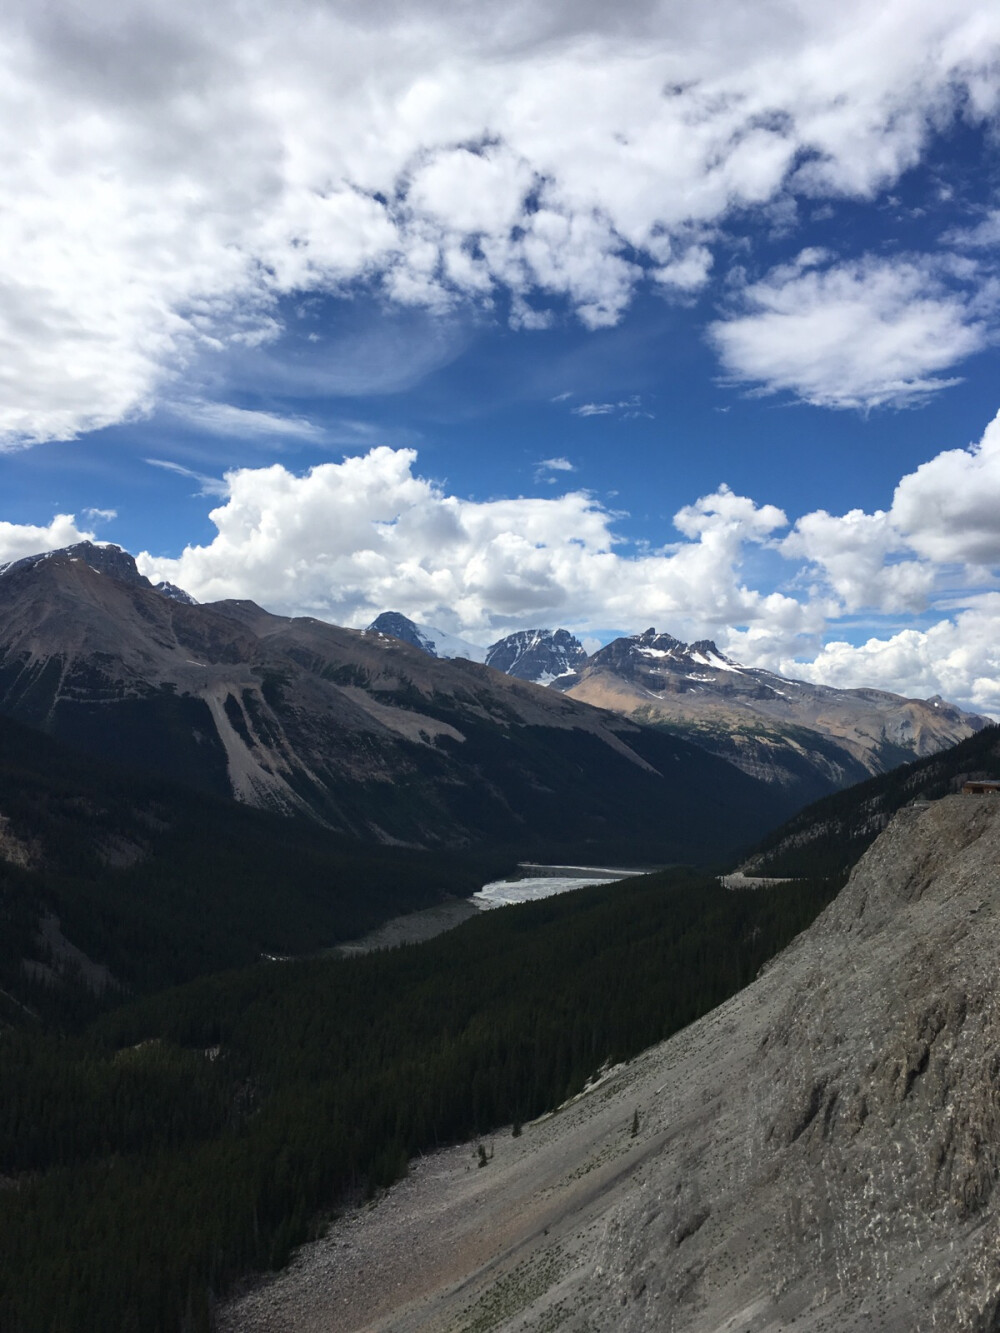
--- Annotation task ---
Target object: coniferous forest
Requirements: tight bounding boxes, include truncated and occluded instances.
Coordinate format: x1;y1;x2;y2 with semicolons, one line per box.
0;865;839;1332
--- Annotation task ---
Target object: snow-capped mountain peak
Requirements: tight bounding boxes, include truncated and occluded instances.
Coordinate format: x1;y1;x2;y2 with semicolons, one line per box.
485;628;587;684
365;612;487;662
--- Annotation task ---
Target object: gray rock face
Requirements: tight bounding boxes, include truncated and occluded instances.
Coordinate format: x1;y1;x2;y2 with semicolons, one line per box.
223;796;1000;1332
576;796;1000;1331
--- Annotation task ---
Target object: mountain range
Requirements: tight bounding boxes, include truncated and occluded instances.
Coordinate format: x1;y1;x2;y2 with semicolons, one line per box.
0;543;791;865
370;611;987;805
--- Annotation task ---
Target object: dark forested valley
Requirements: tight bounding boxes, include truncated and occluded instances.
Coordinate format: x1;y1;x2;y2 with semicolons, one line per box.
0;865;838;1332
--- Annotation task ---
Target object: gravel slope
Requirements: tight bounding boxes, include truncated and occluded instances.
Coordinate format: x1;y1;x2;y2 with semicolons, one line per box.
222;795;1000;1332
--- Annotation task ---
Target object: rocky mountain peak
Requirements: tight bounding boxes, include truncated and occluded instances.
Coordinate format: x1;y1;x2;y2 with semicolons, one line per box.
364;611;486;662
366;610;434;654
485;627;587;684
0;541;196;604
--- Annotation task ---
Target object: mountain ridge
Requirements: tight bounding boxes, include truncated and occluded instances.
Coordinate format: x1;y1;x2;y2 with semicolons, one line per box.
369;611;986;805
0;546;791;864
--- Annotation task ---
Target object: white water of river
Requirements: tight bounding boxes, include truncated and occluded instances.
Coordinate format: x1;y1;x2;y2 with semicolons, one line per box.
473;865;645;910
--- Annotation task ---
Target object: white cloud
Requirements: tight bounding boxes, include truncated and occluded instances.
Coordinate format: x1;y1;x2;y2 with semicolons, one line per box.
128;409;1000;713
572;403;616;417
779;599;1000;716
169;402;325;442
944;209;1000;250
570;396;651;420
0;515;95;564
145;458;229;497
0;0;998;443
778;412;1000;609
890;411;1000;564
653;244;714;294
781;508;935;612
135;445;809;642
83;507;117;523
534;456;576;482
710;253;992;410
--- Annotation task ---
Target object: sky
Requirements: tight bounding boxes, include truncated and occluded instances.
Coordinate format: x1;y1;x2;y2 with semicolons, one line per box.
2;0;1000;712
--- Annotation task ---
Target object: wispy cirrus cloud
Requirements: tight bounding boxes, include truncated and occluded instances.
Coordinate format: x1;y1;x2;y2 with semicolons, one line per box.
169;402;325;443
571;395;652;419
145;458;228;498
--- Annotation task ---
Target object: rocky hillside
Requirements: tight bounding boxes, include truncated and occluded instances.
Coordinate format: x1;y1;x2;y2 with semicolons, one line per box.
743;721;1000;878
0;545;790;863
223;793;1000;1332
557;627;987;804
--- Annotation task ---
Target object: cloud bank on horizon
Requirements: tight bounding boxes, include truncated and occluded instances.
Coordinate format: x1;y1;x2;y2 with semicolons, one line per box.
1;0;999;712
3;412;998;714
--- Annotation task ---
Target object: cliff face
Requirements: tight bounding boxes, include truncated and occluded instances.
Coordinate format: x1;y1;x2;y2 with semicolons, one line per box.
222;795;1000;1332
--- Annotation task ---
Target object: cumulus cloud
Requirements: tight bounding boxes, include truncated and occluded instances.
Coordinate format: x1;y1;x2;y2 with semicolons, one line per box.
710;253;993;410
780;599;1000;716
136;445;809;642
780;412;1000;607
781;508;935;612
128;410;1000;712
1;0;998;442
890;412;1000;564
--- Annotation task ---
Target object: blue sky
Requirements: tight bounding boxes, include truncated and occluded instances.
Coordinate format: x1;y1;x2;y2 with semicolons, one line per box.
2;1;1000;711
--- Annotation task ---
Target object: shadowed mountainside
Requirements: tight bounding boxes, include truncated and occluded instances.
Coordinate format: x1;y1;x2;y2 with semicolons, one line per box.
0;546;793;864
0;712;505;1027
